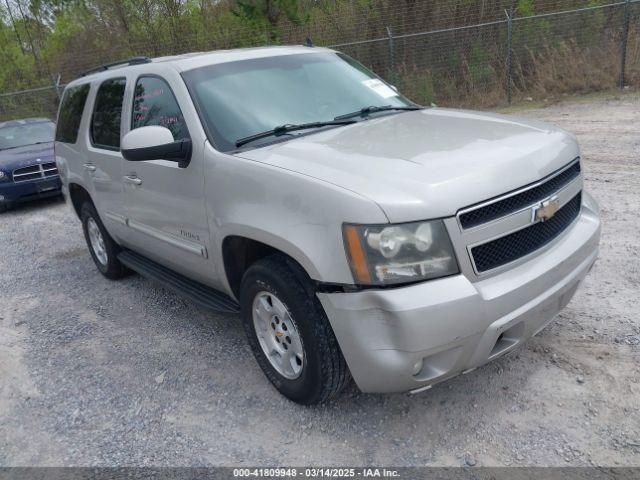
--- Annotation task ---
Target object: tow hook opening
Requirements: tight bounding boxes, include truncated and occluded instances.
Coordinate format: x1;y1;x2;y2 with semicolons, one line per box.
490;322;525;359
412;346;462;382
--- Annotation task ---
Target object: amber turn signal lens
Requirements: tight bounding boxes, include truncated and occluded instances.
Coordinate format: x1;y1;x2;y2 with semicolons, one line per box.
343;225;372;284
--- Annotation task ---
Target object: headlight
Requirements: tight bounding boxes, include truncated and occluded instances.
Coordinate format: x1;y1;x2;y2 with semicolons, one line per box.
0;171;7;181
343;220;459;285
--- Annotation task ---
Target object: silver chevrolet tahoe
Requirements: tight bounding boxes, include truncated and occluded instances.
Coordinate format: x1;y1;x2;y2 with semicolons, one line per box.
55;46;601;404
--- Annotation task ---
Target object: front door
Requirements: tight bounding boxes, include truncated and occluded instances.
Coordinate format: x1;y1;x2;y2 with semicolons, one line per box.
121;74;213;284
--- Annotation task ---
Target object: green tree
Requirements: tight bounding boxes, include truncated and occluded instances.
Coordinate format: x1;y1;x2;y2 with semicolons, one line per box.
232;0;308;43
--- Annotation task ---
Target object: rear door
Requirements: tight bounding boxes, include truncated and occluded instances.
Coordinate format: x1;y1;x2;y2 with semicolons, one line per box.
84;77;128;240
121;73;213;283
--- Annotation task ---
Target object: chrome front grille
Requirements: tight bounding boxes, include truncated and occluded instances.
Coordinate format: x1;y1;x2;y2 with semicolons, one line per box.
12;161;58;183
449;158;583;277
458;159;581;230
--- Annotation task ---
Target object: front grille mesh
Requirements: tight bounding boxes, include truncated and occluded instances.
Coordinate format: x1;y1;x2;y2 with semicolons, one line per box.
13;162;58;183
459;161;581;229
471;193;582;273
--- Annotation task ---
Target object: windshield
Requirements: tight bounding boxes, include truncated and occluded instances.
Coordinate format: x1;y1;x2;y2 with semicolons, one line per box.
0;121;55;150
183;52;415;151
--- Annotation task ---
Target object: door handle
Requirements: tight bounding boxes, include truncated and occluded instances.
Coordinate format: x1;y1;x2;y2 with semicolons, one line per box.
83;163;96;172
123;175;142;186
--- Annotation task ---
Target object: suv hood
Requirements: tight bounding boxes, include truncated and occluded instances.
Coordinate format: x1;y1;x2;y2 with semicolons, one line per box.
236;108;579;223
0;142;55;171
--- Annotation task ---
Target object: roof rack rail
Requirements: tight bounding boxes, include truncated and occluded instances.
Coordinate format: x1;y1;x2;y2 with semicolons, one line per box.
81;56;152;77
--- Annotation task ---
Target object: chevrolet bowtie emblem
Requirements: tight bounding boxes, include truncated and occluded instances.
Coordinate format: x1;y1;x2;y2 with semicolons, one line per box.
534;197;561;222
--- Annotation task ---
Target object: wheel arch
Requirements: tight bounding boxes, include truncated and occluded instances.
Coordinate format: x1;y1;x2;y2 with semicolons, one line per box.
221;233;321;299
68;182;93;219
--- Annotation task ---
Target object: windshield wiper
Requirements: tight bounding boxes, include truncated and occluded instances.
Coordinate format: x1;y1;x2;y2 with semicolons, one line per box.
235;120;357;148
334;105;422;121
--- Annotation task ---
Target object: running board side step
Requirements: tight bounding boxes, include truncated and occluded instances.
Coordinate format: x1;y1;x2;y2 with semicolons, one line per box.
117;250;241;314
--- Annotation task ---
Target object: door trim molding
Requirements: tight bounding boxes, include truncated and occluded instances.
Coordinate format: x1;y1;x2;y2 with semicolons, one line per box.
126;219;208;258
105;211;128;226
105;211;208;258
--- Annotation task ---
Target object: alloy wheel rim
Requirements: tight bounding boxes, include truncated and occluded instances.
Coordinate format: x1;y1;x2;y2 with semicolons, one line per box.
87;217;108;266
252;291;304;380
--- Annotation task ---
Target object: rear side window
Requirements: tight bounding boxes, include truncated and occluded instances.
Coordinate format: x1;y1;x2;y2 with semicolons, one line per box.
132;76;189;140
56;84;90;143
91;78;126;150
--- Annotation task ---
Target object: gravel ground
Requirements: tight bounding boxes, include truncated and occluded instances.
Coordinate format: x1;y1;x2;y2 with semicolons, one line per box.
0;92;639;467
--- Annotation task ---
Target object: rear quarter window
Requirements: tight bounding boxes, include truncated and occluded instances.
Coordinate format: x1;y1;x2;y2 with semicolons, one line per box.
56;83;91;144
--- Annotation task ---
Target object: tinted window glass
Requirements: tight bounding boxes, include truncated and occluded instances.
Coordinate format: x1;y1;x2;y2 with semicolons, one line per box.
56;84;90;143
132;77;189;140
91;78;126;150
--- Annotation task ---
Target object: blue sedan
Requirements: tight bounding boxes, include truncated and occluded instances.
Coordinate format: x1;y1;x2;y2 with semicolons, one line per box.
0;118;62;212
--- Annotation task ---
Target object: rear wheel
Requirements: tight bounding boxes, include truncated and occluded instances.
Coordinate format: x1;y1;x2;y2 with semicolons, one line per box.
240;255;350;404
80;202;127;279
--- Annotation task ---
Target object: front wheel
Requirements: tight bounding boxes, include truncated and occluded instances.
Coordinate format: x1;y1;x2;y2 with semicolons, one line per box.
240;255;350;404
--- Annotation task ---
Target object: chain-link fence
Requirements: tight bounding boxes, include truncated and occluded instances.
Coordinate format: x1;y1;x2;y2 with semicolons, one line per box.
331;1;639;107
0;80;63;123
1;0;638;122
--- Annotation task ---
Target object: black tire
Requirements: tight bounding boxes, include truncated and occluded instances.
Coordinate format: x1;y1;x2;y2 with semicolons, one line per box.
240;255;351;405
80;201;127;280
0;202;12;213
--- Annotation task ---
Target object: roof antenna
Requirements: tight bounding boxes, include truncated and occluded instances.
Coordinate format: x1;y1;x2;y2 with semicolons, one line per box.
305;37;314;48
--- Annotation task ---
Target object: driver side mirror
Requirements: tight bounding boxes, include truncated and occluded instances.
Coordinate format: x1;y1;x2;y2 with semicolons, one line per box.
121;126;191;168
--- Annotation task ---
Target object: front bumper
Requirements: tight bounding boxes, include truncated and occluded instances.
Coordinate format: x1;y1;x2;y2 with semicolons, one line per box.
0;176;62;204
318;193;601;393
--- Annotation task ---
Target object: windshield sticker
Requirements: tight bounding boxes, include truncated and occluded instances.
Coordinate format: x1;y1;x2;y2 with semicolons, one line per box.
362;79;398;99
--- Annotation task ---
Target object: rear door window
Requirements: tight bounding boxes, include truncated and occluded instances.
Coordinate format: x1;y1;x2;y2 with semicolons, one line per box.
56;83;90;143
131;76;189;141
91;78;126;150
